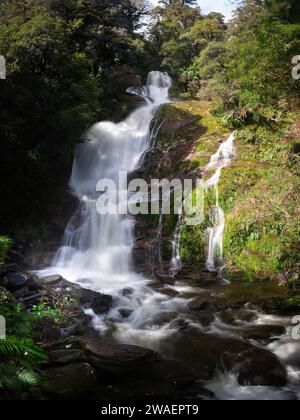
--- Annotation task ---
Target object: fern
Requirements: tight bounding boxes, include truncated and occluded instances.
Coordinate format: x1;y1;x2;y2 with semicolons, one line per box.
0;336;45;361
0;336;45;392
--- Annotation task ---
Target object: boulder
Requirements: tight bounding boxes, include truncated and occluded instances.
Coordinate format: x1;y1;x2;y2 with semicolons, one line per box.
166;327;287;386
224;346;287;387
0;263;19;278
84;336;160;377
41;363;98;400
188;293;215;311
79;288;113;315
1;272;28;291
239;324;286;341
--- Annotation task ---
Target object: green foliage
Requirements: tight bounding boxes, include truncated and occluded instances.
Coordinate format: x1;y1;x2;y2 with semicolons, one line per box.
30;302;68;325
0;286;46;396
0;236;12;262
0;0;151;226
0;336;45;392
180;222;207;264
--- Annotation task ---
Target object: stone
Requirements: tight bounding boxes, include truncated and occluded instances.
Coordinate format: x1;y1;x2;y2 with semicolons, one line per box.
271;272;288;287
188;294;214;311
79;288;112;315
42;274;63;285
224;346;287;387
2;272;28;291
155;274;176;286
84;337;160;377
0;263;19;278
167;327;287;386
41;363;98;399
118;308;132;318
239;324;286;341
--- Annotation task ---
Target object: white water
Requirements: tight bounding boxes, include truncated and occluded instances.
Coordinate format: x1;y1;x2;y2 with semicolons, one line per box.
206;312;300;400
169;218;183;277
41;71;172;294
37;76;299;400
205;133;236;272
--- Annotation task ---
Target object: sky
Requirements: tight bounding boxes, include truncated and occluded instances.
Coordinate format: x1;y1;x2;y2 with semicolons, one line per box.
150;1;238;21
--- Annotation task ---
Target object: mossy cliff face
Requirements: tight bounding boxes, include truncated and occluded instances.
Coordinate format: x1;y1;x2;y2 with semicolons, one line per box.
135;99;300;284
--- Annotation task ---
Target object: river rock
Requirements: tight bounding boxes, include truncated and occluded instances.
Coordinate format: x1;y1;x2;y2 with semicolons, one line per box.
219;309;258;325
1;272;28;291
79;288;113;315
84;336;161;377
42;274;63;285
43;337;87;366
224;346;287;387
239;324;286;341
188;294;215;311
0;263;19;278
41;363;98;399
155;274;176;286
167;327;287;386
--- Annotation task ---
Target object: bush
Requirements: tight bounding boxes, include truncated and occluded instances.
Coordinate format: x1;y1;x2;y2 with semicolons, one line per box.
0;236;12;263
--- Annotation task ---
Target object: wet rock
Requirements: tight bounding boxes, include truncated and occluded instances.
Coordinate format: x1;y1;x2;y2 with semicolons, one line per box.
144;311;178;328
41;363;97;399
239;324;286;341
261;297;300;315
160;287;180;298
79;288;112;315
44;337;87;366
225;346;287;387
219;309;258;325
42;274;63;285
155;274;176;286
0;263;19;278
120;287;134;296
33;317;65;344
271;272;288;287
193;311;215;328
1;272;28;291
167;328;287;386
13;286;31;300
84;337;160;377
168;318;190;331
118;308;132;318
188;294;215;311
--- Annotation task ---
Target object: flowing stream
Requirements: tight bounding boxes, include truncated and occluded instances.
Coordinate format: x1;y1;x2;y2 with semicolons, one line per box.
39;73;300;400
205;133;236;273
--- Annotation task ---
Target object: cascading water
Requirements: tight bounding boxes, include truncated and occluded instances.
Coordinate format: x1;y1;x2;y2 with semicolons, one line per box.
37;77;300;400
42;72;172;294
205;133;236;273
169;218;183;277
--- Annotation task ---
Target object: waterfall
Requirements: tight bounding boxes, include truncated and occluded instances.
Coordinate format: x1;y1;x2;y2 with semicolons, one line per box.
41;71;172;294
169;218;183;277
205;133;236;273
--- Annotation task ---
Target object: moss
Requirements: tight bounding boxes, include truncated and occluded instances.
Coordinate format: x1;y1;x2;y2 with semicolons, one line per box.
180;223;207;264
150;100;300;282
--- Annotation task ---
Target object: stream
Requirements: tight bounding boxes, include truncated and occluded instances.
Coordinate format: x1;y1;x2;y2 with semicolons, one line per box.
38;72;300;400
